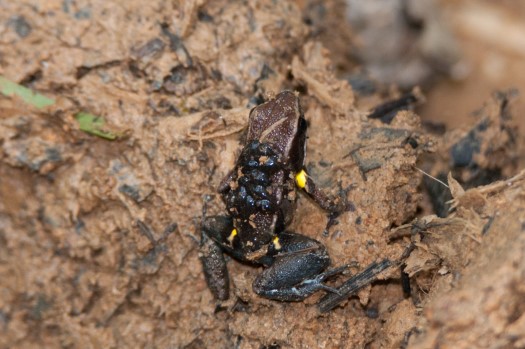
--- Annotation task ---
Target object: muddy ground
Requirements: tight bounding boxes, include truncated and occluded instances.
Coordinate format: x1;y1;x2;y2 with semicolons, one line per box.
1;1;525;348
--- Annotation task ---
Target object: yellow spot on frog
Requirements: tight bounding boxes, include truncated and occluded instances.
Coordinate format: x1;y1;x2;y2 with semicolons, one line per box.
272;236;282;250
228;228;237;242
295;169;307;189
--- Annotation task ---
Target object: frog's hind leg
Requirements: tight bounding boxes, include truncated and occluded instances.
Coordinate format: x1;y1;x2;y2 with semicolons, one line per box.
253;232;343;301
200;215;234;301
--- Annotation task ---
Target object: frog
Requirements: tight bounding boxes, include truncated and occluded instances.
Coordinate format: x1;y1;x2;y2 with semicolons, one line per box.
200;90;349;302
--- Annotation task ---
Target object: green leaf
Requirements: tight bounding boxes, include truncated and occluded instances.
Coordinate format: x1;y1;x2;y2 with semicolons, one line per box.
0;75;55;109
75;112;118;140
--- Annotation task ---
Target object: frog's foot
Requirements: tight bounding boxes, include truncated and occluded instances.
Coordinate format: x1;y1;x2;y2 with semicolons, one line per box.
318;259;394;313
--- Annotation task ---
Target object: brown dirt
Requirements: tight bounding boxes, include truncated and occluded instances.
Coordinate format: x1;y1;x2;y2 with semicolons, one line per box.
1;1;524;348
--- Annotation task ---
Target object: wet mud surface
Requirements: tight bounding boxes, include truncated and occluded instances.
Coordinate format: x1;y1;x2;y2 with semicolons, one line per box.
1;1;524;348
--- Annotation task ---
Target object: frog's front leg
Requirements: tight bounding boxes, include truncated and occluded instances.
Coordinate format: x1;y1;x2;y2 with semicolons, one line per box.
253;232;343;301
294;169;351;214
200;215;234;301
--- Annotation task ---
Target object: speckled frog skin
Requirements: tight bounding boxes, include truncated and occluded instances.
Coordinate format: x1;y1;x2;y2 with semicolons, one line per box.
200;91;345;301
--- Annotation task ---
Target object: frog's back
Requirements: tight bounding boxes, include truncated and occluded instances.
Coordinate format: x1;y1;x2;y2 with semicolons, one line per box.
220;91;308;252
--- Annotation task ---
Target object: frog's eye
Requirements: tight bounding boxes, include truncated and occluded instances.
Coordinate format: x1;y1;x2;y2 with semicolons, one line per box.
295;169;307;189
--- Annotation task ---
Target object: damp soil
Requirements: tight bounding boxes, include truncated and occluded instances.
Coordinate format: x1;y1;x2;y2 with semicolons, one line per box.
1;1;525;348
